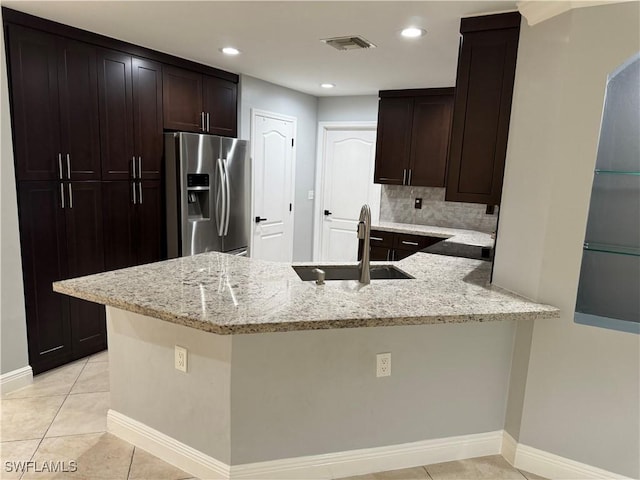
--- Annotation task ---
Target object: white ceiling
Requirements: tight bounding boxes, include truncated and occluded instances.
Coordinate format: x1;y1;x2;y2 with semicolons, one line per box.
2;1;518;97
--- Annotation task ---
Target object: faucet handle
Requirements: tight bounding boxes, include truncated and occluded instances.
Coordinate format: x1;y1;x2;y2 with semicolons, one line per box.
357;222;365;239
312;268;325;285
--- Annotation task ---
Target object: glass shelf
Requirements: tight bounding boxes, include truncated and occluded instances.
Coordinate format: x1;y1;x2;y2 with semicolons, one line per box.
594;169;640;176
583;242;640;257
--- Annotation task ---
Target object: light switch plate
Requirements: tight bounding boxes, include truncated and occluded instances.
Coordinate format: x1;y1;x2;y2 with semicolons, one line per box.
308;190;314;200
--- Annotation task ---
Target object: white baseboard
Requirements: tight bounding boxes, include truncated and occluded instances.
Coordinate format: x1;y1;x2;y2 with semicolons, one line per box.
501;431;633;480
107;410;230;480
0;366;33;394
108;409;502;480
108;411;633;480
501;431;518;466
231;430;503;479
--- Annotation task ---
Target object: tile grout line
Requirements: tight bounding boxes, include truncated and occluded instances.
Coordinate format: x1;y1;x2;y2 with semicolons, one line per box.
422;465;434;479
126;446;136;480
25;358;90;465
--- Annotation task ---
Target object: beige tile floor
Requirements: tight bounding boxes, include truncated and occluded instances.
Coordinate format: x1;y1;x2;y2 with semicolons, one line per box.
1;351;194;480
1;352;546;480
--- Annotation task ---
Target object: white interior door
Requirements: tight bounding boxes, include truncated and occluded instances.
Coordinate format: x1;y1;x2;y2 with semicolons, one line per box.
318;127;379;262
251;111;295;262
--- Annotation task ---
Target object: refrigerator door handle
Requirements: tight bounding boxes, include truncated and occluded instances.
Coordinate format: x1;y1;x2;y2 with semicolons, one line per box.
215;158;226;237
222;158;231;236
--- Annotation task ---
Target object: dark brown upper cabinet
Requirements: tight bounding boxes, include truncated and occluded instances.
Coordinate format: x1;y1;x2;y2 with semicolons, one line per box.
8;25;101;181
446;12;521;205
163;65;238;137
374;88;454;187
98;51;163;180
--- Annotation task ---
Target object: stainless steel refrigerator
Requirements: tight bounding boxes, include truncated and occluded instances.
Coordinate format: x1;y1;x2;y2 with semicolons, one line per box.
165;132;250;257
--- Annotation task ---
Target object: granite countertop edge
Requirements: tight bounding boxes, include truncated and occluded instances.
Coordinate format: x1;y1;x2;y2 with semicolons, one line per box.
53;257;560;336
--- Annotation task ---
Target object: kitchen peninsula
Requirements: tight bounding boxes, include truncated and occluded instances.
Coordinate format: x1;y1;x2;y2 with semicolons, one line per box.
53;253;558;479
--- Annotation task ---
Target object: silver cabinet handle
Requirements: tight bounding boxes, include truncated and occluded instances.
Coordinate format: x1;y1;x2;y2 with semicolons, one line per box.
408;169;412;185
58;153;63;180
67;183;73;208
206;112;210;132
386;249;391;261
66;154;71;180
60;183;65;209
138;156;142;179
402;169;407;185
132;156;136;179
401;240;419;246
138;181;143;204
132;181;137;204
371;236;384;242
201;112;206;132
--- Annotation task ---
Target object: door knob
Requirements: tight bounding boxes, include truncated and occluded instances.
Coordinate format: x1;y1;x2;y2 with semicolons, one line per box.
324;210;332;216
255;217;267;223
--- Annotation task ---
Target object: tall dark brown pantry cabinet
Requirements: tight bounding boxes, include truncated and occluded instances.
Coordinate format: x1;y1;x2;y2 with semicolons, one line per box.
4;7;238;374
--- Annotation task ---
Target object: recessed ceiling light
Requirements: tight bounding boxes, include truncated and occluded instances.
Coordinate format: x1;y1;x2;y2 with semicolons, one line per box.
220;47;240;56
401;27;426;38
321;83;335;89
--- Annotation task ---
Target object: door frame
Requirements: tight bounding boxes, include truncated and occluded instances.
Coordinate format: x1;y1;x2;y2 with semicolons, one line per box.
312;121;378;261
249;108;298;259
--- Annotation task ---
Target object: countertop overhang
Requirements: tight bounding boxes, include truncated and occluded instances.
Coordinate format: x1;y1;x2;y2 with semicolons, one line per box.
53;251;559;335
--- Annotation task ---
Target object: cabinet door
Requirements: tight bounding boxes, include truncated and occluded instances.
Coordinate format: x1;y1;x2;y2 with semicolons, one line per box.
409;95;453;187
162;66;203;132
57;39;101;180
17;181;72;374
98;50;134;180
136;180;164;265
102;181;137;271
446;27;519;204
370;246;391;261
203;75;237;137
133;58;163;179
64;182;107;358
8;26;62;181
374;97;412;185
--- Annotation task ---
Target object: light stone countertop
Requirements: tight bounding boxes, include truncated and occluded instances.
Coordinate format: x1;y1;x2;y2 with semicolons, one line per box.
53;252;558;335
372;221;495;248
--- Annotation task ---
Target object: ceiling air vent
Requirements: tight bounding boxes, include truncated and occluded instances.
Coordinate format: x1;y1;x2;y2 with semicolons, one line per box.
321;35;376;51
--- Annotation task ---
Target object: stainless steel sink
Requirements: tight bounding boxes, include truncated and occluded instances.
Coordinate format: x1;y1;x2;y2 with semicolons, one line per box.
293;265;414;282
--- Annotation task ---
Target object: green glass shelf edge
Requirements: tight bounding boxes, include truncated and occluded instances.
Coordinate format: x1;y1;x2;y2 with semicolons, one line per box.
594;169;640;176
583;242;640;256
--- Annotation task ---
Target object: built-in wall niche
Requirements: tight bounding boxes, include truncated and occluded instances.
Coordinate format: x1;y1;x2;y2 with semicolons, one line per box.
575;52;640;334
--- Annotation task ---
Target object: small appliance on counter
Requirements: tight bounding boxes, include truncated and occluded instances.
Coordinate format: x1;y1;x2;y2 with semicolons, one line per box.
165;132;251;258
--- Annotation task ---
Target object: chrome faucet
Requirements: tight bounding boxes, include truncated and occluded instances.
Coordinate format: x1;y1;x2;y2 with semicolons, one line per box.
357;204;371;285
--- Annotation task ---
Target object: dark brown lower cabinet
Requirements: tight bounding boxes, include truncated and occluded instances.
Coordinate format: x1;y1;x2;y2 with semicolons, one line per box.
18;181;106;374
103;180;162;271
359;230;443;262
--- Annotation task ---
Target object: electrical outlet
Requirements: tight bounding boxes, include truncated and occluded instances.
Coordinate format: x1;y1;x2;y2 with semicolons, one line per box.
175;345;188;373
308;190;314;200
376;352;391;377
414;198;422;209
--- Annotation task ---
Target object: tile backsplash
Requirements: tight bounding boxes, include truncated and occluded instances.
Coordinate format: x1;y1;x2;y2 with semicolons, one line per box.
379;185;498;233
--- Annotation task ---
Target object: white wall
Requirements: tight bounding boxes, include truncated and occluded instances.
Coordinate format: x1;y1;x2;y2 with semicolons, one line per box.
0;24;29;375
317;95;378;122
238;75;318;261
494;3;639;477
